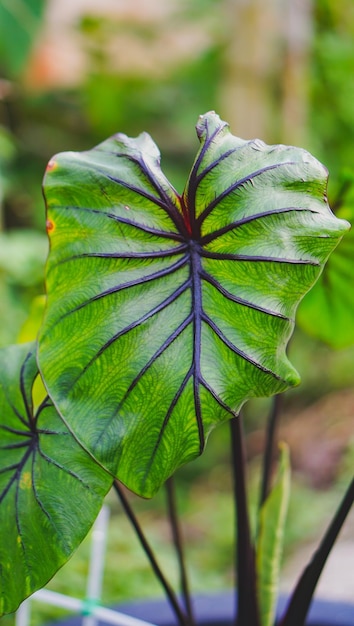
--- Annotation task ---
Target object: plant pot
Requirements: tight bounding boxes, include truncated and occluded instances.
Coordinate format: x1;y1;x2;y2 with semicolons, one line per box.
45;591;354;626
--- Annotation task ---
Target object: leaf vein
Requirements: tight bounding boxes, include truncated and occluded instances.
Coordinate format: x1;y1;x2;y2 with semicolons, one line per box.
55;254;190;324
200;207;320;245
201;313;284;382
142;366;194;488
197;161;297;225
201;270;290;320
201;250;320;265
71;278;192;387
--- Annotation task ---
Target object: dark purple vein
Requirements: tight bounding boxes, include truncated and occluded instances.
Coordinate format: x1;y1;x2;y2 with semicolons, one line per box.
199;376;238;418
120;314;193;407
201;270;290;320
57;243;189;267
142;366;194;488
0;446;33;504
37;446;92;489
185;118;228;232
194;147;239;186
196;162;297;226
51;204;184;242
37;428;69;436
55;254;189;324
191;118;227;184
200;207;318;246
92;313;193;450
15;455;42;583
0;425;32;437
19;350;34;427
103;173;169;212
109;214;184;241
201;313;285;382
14;481;37;600
30;460;73;554
190;241;205;451
201;250;320;265
2;392;30;429
70;279;191;387
35;395;52;415
30;452;52;522
123;153;184;225
106;173;186;234
14;474;36;591
0;462;22;476
0;441;31;451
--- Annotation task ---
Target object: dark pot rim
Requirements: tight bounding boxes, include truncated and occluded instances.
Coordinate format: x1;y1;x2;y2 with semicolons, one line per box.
46;591;354;626
116;592;354;626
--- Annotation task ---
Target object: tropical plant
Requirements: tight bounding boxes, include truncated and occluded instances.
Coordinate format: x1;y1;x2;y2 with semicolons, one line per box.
0;111;353;626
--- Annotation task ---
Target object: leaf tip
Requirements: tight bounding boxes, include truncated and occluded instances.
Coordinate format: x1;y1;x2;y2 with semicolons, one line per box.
282;364;301;390
196;110;228;140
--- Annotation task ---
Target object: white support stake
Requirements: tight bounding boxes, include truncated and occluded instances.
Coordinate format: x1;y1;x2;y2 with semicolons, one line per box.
15;506;157;626
15;598;31;626
32;589;158;626
83;504;110;626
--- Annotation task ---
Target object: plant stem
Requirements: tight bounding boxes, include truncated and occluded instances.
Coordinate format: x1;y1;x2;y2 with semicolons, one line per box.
279;476;354;626
166;477;196;626
259;394;283;508
113;480;188;626
230;415;260;626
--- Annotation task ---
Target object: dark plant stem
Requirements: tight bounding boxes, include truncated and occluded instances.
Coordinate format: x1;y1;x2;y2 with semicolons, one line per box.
166;476;196;626
230;416;260;626
279;476;354;626
113;480;189;626
259;394;283;508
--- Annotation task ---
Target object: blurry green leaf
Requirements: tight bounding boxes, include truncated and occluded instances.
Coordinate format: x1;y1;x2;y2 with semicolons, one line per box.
18;296;47;408
256;443;291;626
38;111;348;497
18;294;46;343
0;0;46;77
311;3;354;177
297;186;354;348
0;230;47;286
0;342;112;616
0;125;17;164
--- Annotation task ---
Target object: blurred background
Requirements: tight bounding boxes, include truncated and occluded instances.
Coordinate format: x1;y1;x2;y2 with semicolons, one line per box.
0;0;353;345
0;0;353;624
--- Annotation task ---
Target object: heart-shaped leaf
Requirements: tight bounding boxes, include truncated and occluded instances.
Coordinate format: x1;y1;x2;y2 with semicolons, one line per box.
0;343;112;616
38;112;349;497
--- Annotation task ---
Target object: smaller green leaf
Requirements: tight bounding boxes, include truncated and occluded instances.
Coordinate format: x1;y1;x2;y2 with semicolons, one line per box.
256;443;291;626
0;343;112;616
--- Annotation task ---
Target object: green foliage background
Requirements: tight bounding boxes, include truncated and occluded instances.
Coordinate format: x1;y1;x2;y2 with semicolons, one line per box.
0;0;353;347
0;0;353;623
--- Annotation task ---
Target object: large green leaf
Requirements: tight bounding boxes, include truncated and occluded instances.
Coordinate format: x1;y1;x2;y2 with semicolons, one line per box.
0;343;112;616
38;111;349;497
